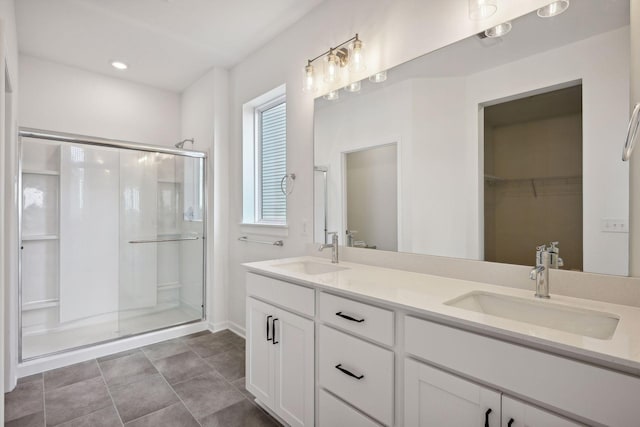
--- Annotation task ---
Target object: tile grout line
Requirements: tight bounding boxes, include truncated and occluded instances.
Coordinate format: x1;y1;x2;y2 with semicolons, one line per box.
144;348;205;427
96;358;125;427
42;374;47;427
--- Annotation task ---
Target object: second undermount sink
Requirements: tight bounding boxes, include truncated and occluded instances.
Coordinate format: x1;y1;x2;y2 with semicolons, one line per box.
275;260;349;275
445;291;619;340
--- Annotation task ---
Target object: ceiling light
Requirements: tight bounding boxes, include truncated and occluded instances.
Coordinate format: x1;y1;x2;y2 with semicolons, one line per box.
344;81;361;93
110;60;128;70
537;0;570;18
302;33;366;92
369;70;387;83
485;21;512;38
323;90;339;101
469;0;497;20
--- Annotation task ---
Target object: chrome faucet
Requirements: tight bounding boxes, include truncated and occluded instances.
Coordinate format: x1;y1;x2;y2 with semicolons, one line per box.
530;242;564;299
319;232;339;263
345;229;358;247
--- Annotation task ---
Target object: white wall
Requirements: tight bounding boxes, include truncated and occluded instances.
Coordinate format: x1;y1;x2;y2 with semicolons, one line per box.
1;0;19;401
19;55;181;146
629;0;640;275
180;67;230;332
228;0;553;330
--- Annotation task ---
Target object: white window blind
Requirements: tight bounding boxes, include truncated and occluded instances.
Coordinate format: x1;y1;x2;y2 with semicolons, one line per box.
258;100;287;223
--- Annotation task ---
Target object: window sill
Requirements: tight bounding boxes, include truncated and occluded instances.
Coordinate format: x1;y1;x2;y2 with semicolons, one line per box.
239;223;289;237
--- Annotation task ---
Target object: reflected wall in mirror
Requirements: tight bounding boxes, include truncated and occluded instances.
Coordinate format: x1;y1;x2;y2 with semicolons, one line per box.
314;0;630;276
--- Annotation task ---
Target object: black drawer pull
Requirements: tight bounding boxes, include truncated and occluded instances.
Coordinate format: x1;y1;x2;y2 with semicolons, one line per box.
507;419;514;427
272;318;279;344
336;312;365;323
484;408;492;427
335;364;364;380
266;315;273;342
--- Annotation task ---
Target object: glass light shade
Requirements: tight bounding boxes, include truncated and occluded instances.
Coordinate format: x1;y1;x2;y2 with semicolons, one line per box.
469;0;497;20
485;21;512;38
323;90;339;101
369;70;387;83
324;52;340;83
302;64;316;93
537;0;570;18
344;81;361;93
349;39;366;72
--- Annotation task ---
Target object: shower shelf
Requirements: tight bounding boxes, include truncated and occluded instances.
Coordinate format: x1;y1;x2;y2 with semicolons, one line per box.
22;299;59;312
484;174;581;183
22;234;59;241
22;168;60;176
158;282;182;291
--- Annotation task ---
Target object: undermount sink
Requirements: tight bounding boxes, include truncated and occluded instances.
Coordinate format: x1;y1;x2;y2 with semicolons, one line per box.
445;291;619;340
275;261;349;275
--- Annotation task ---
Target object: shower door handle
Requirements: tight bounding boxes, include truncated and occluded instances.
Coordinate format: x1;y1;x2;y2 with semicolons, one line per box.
128;236;200;244
622;102;640;161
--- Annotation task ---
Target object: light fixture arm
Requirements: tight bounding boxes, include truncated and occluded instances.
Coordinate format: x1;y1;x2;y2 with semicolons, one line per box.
306;33;360;66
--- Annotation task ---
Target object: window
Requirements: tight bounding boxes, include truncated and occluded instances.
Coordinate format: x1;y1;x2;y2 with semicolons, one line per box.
242;85;287;227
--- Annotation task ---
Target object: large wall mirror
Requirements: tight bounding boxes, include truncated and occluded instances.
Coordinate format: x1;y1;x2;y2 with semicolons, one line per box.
314;0;631;276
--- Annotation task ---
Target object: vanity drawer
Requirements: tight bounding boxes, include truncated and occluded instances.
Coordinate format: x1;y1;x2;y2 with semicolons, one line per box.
319;325;394;426
405;316;640;426
246;273;314;316
319;292;394;346
319;389;381;427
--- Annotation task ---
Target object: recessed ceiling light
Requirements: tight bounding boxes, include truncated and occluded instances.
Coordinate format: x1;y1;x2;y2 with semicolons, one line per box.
110;60;128;70
537;0;570;18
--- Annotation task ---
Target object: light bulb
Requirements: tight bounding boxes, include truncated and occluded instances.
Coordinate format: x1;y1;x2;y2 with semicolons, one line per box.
110;60;128;70
485;21;512;38
469;0;497;20
344;81;361;93
369;70;387;83
302;63;316;93
349;38;366;72
323;90;339;101
324;51;340;83
537;0;569;18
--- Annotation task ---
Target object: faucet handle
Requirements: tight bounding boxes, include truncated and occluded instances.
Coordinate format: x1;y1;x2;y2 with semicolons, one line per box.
549;241;560;252
536;244;546;252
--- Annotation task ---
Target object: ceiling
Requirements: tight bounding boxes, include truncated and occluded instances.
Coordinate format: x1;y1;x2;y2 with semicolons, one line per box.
16;0;324;92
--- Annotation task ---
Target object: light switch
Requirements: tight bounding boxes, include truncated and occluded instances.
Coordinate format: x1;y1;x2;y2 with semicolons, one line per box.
601;218;628;233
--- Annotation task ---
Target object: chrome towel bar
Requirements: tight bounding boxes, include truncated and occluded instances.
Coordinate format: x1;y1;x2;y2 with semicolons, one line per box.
128;236;200;244
238;236;284;246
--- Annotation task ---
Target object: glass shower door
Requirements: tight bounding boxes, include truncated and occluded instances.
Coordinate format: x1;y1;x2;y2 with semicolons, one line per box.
118;151;205;337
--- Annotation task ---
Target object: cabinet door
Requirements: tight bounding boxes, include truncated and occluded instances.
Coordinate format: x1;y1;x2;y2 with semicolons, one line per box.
502;396;582;427
404;358;501;427
273;307;315;427
246;297;275;407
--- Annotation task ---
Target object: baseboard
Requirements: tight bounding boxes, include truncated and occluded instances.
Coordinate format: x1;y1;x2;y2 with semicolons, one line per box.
208;320;245;339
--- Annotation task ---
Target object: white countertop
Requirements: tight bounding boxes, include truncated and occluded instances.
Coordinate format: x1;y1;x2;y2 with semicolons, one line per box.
244;256;640;376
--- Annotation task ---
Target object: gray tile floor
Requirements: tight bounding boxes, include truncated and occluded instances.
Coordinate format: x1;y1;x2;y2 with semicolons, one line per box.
4;330;280;427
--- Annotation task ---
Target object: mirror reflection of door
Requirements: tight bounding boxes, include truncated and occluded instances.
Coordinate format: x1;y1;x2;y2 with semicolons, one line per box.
483;85;583;270
345;143;398;251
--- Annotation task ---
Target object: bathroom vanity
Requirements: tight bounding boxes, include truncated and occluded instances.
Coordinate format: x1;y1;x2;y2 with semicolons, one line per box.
244;257;640;427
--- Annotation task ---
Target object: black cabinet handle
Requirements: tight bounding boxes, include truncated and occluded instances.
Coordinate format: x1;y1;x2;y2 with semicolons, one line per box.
507;419;514;427
336;312;365;323
484;408;492;427
266;315;273;342
272;318;279;344
335;364;364;380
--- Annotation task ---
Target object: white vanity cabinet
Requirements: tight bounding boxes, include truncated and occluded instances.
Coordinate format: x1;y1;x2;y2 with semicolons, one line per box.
404;358;580;427
246;274;315;427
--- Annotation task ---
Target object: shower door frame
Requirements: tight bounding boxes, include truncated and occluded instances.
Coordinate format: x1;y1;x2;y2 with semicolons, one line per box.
17;127;208;362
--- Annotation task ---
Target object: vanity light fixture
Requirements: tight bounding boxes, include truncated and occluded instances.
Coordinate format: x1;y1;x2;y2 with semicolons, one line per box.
323;90;340;101
110;60;128;70
537;0;570;18
302;33;365;92
344;81;361;93
485;21;512;38
469;0;497;20
369;70;387;83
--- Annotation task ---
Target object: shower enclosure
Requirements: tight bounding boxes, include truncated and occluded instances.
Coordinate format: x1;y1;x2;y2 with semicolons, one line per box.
18;128;206;360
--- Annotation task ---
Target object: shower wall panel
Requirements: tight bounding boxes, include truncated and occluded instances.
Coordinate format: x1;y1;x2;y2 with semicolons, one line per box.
59;145;119;323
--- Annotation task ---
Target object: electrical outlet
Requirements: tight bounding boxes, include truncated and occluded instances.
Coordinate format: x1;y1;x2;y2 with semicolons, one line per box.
601;218;628;233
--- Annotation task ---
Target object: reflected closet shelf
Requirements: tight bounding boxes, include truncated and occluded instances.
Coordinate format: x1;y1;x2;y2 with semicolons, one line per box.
22;299;59;312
